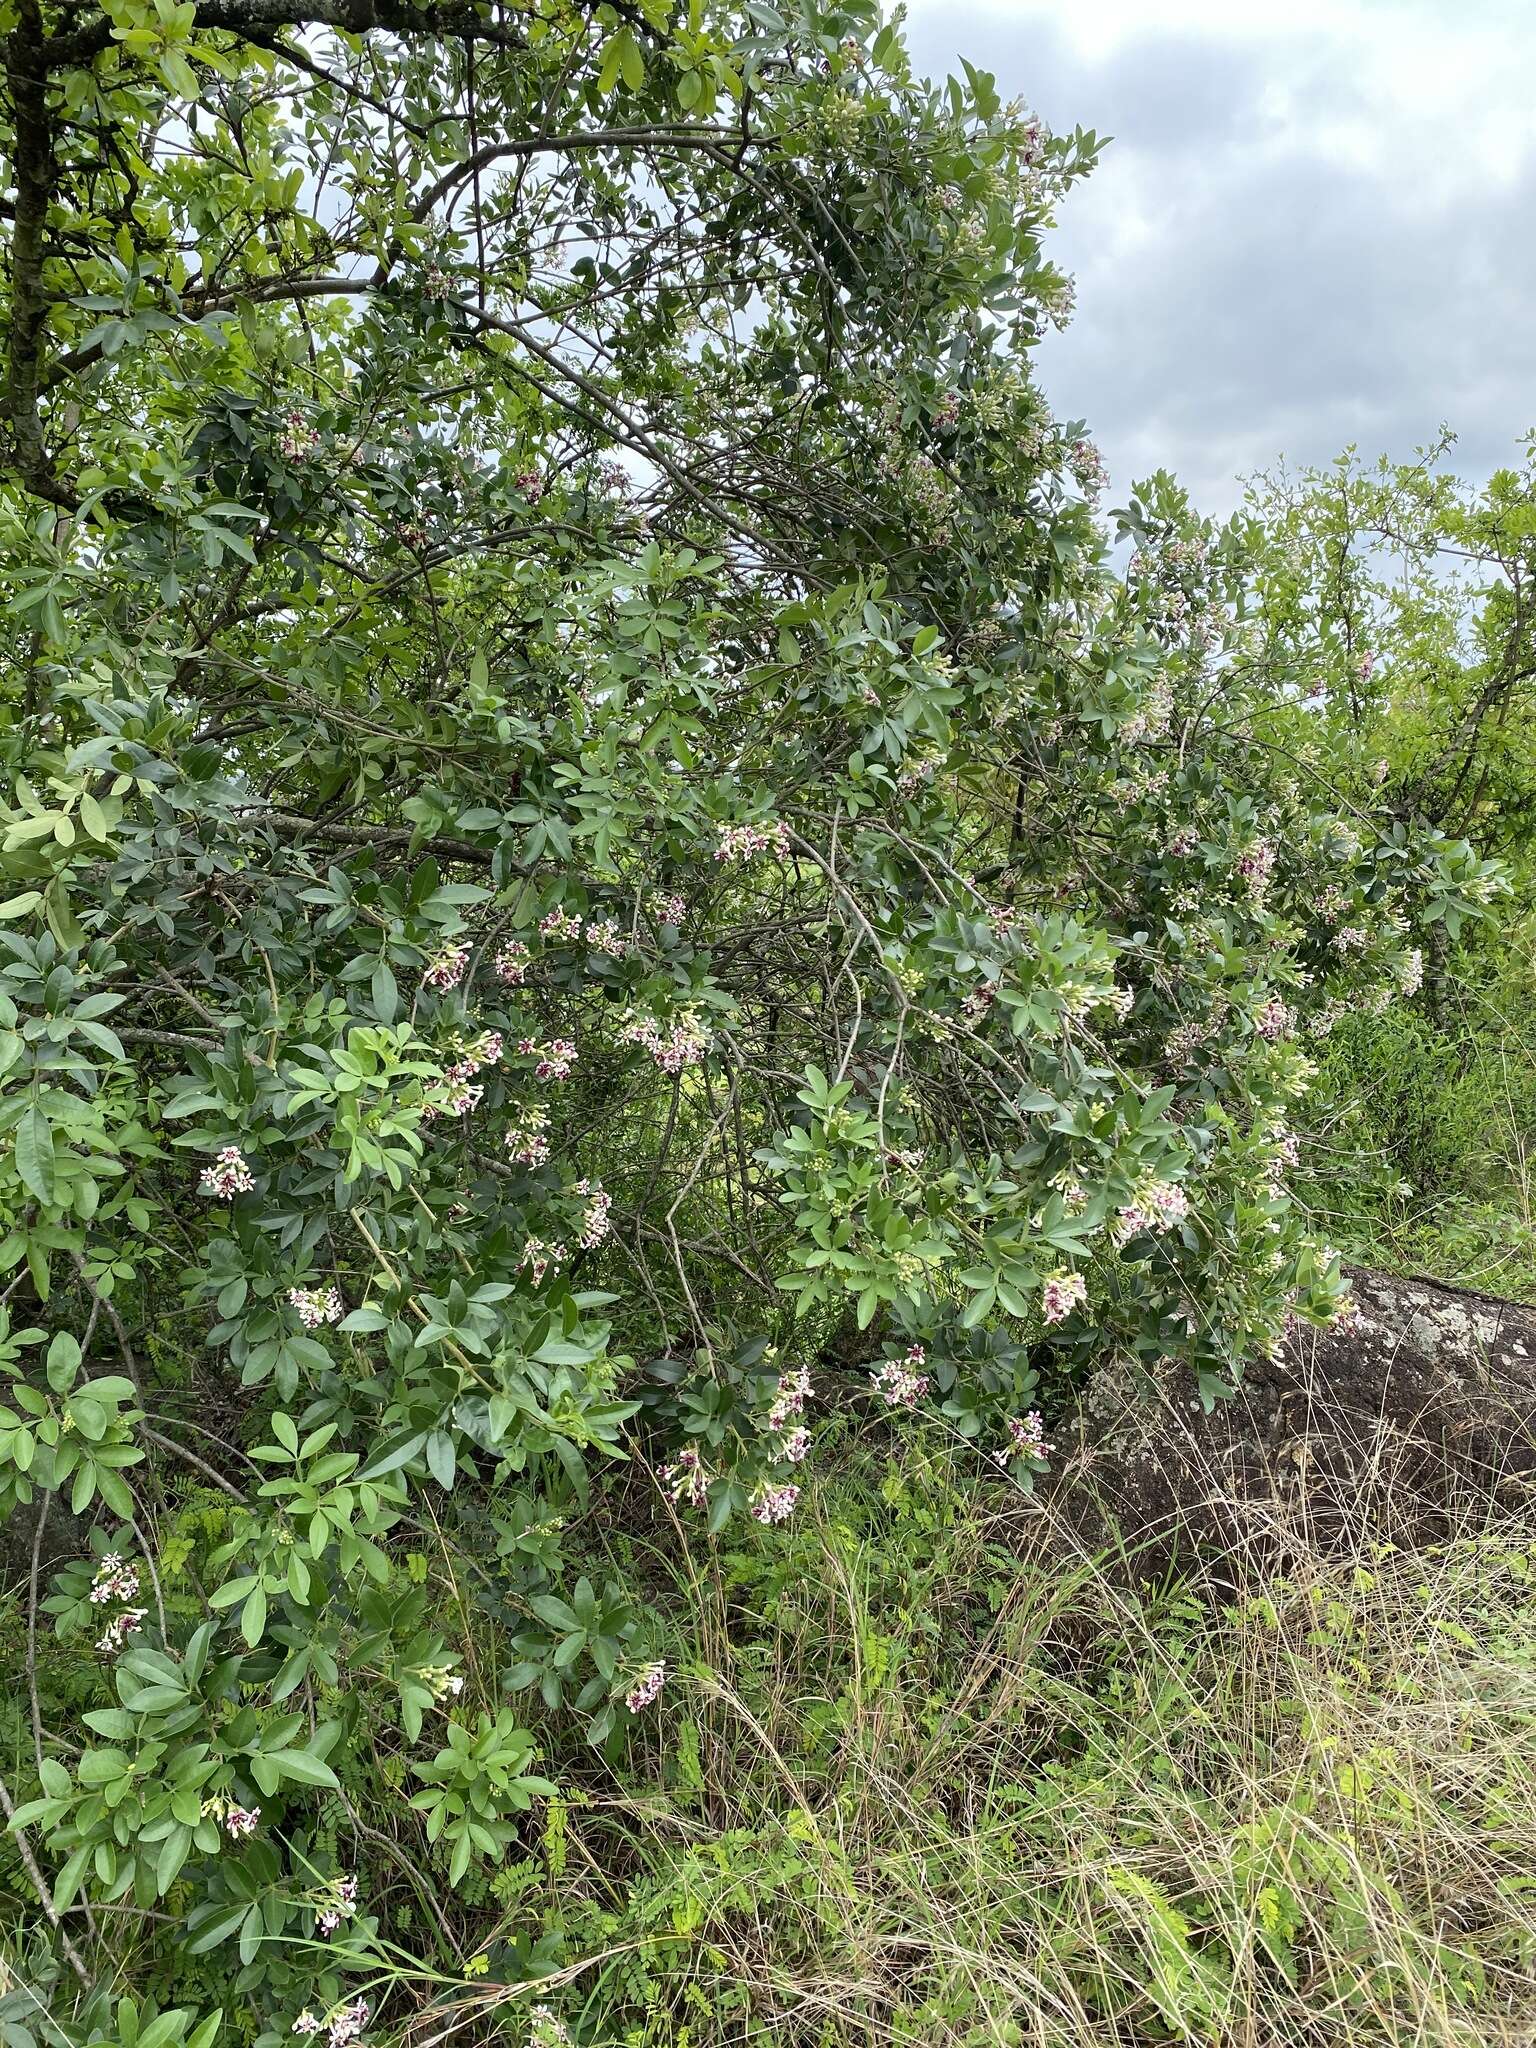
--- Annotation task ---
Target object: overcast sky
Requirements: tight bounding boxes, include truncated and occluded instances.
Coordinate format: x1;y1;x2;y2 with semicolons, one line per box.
904;0;1536;515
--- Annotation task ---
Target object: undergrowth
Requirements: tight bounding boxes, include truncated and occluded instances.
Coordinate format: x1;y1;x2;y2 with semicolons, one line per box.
1306;926;1536;1298
103;1436;1528;2048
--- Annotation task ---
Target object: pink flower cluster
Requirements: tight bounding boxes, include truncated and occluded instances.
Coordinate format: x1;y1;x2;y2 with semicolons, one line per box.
584;917;630;958
1114;1181;1190;1242
200;1146;255;1200
540;908;583;943
224;1805;260;1840
715;820;791;864
424;1027;506;1123
293;2000;368;2048
1254;995;1294;1043
423;942;470;993
751;1482;800;1525
97;1607;147;1655
766;1364;813;1463
495;938;531;985
1165;825;1199;858
520;1036;577;1082
1235;840;1276;898
624;1660;666;1712
619;1008;710;1073
873;1344;929;1409
517;470;545;505
1041;1271;1087;1324
278;410;320;463
1069;437;1109;500
289;1285;343;1328
1000;1411;1053;1464
90;1554;139;1605
574;1179;611;1248
519;1237;566;1287
316;1873;358;1936
767;1364;812;1432
505;1106;551;1165
660;1444;709;1509
654;893;686;927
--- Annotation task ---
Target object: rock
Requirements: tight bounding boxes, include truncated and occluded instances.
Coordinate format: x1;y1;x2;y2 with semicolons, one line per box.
1033;1267;1536;1567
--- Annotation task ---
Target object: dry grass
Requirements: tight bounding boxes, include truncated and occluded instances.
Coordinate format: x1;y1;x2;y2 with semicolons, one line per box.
519;1464;1536;2047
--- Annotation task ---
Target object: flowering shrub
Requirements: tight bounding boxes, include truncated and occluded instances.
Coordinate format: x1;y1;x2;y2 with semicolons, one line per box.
0;0;1504;2036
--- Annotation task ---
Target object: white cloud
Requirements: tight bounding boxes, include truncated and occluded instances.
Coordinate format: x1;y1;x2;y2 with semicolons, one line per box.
903;0;1536;510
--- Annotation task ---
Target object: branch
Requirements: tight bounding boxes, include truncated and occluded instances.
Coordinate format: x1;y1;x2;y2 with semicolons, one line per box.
43;0;529;69
0;1770;94;1989
253;809;495;865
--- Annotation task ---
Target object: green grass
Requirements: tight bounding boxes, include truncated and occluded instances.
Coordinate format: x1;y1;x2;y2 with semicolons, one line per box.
373;1440;1536;2047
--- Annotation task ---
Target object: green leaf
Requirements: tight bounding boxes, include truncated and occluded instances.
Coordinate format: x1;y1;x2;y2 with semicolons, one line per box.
14;1105;55;1205
371;958;398;1022
272;1747;340;1789
46;1330;81;1391
155;1824;192;1897
241;1583;268;1646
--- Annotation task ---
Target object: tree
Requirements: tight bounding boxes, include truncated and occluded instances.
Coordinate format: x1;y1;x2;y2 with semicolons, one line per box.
0;0;1499;2030
1240;432;1536;857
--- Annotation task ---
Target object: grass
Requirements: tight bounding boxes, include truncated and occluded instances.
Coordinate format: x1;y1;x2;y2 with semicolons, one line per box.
384;1439;1536;2047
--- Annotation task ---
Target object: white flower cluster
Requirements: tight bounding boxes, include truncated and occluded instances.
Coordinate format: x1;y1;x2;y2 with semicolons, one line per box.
505;1105;551;1165
574;1179;611;1248
872;1344;929;1408
90;1553;139;1605
520;1036;577;1081
766;1363;813;1463
97;1607;147;1655
288;1285;343;1327
715;820;791;863
278;410;321;463
293;1999;368;2048
1068;437;1109;501
1040;1271;1087;1324
422;942;470;993
999;1411;1053;1465
424;1027;505;1122
414;1663;463;1705
200;1146;255;1199
619;1008;710;1073
660;1444;709;1509
750;1482;800;1525
624;1660;665;1713
1113;1180;1190;1243
519;1236;566;1286
316;1873;358;1937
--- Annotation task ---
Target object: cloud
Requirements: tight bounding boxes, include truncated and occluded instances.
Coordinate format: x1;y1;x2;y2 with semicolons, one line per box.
904;0;1536;512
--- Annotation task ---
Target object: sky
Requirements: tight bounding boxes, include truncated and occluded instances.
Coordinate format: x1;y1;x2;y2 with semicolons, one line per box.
904;0;1536;515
